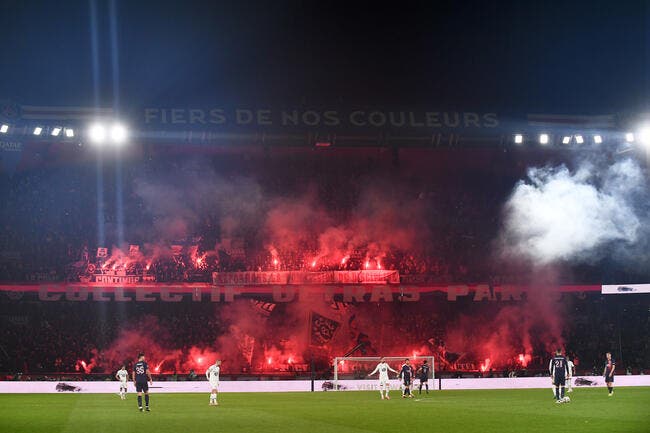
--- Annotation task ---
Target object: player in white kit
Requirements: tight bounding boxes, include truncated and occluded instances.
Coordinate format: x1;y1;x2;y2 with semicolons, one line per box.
115;365;128;400
206;360;221;405
367;357;399;400
566;356;575;393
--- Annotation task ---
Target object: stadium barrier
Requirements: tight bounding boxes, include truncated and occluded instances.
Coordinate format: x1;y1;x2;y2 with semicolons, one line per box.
1;376;649;393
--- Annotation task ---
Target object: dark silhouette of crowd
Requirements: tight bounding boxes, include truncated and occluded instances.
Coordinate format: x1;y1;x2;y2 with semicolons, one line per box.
1;148;637;285
0;291;647;378
0;147;648;379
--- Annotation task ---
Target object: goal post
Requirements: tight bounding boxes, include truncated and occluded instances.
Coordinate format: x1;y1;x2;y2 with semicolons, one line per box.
332;356;435;391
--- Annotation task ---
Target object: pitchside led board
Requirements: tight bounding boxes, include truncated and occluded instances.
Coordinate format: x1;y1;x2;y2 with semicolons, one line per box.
601;284;650;294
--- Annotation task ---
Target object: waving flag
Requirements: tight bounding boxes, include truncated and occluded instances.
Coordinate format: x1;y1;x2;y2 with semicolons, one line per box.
310;312;340;346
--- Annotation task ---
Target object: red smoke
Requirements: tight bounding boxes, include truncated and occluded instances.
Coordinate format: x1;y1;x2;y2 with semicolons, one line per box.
71;290;568;375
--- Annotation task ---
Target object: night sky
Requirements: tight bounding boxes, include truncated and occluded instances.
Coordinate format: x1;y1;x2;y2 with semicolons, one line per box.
1;0;648;113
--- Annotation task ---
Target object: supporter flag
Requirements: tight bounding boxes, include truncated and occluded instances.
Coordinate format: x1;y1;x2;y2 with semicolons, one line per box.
96;247;108;258
250;300;276;317
329;300;350;312
231;325;256;367
310;312;340;346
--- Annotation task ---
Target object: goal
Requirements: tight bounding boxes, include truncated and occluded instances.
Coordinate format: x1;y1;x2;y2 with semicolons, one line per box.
332;356;435;391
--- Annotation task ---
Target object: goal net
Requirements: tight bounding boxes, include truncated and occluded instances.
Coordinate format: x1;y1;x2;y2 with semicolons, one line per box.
332;356;435;391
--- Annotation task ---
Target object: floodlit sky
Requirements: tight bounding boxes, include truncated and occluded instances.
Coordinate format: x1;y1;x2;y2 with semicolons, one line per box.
0;0;648;112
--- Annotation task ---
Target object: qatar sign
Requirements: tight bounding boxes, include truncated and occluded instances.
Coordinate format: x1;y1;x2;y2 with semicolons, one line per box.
601;283;650;294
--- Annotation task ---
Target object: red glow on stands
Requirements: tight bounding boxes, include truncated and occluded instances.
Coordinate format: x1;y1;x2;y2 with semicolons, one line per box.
288;357;293;364
480;358;491;372
365;261;370;269
145;264;150;271
112;264;117;270
197;357;204;364
267;357;272;365
413;351;417;359
273;259;278;266
311;260;316;268
196;257;202;265
77;359;93;374
517;353;531;367
377;262;382;270
154;366;160;372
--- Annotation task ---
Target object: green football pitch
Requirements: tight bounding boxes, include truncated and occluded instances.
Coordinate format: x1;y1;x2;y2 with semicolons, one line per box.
1;388;649;433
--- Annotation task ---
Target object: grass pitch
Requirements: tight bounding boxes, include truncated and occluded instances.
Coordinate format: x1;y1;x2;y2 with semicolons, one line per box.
1;388;649;433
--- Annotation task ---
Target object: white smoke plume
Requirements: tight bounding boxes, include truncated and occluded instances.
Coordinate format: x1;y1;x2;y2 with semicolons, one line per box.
500;158;647;265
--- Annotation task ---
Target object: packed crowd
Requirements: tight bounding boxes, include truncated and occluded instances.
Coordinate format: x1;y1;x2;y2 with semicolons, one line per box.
0;292;646;377
0;148;647;379
1;148;629;285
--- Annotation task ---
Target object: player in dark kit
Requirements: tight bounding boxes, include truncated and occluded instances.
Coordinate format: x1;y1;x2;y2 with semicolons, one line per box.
417;360;430;394
132;353;153;411
548;349;569;403
603;352;616;396
399;359;415;398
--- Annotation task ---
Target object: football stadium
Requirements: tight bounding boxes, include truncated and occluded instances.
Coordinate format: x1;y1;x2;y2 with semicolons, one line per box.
0;2;649;433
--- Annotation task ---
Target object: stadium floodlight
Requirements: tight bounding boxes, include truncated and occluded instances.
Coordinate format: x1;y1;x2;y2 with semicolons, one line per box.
513;134;523;144
561;136;571;144
88;123;107;144
110;123;128;144
593;135;602;144
33;126;43;136
575;135;584;144
625;132;635;142
65;128;74;138
638;127;650;147
0;124;8;133
539;133;549;145
51;127;62;137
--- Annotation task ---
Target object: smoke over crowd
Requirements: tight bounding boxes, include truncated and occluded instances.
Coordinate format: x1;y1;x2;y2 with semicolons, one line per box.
86;153;607;374
500;158;648;265
4;149;648;376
